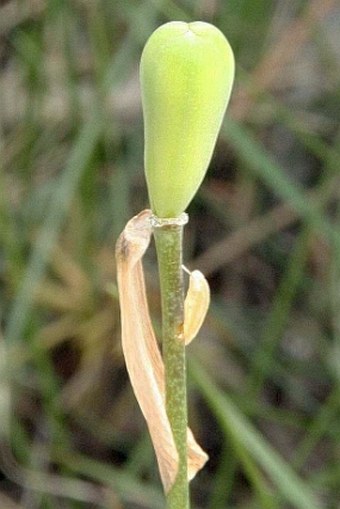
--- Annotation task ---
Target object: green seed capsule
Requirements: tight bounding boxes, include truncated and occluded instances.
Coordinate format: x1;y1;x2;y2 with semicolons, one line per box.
140;21;235;218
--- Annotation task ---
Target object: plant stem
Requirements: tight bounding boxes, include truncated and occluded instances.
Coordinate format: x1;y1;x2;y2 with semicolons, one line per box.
153;217;189;509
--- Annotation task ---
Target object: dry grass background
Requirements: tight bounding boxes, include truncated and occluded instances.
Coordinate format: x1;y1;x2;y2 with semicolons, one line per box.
0;0;340;508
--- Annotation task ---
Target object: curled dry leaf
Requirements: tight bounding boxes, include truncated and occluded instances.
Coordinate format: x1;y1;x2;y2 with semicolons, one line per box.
115;209;208;493
184;269;210;345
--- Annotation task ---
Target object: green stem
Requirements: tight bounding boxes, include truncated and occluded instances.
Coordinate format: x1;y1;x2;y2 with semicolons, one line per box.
153;216;189;509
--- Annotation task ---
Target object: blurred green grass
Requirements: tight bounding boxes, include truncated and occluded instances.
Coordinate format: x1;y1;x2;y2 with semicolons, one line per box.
1;0;340;507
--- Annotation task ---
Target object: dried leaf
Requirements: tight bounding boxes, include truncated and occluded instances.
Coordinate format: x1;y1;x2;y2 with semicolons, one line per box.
115;210;208;493
184;269;210;345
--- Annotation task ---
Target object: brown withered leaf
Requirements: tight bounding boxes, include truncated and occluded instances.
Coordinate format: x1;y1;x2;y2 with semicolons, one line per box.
184;269;210;345
115;209;208;493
